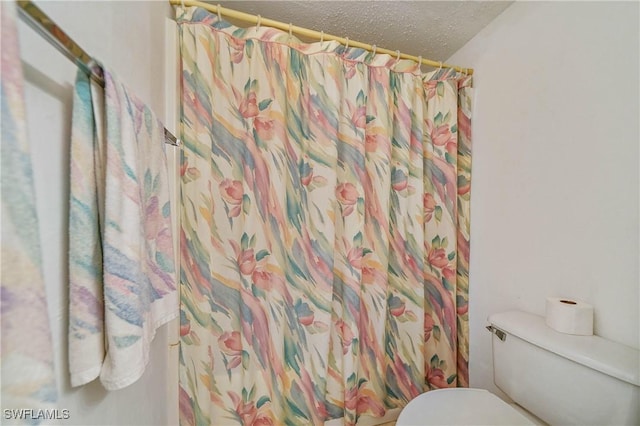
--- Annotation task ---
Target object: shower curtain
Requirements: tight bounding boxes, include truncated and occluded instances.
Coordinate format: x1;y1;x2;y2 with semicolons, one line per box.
177;7;472;425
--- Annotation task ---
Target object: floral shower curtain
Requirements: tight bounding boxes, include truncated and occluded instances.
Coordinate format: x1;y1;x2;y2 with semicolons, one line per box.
177;7;472;426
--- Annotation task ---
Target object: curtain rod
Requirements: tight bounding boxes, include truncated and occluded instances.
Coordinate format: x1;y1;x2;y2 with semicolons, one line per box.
16;1;180;147
169;0;473;76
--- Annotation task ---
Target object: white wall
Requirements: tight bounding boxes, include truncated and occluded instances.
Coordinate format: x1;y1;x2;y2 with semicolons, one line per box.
447;1;639;397
18;2;179;424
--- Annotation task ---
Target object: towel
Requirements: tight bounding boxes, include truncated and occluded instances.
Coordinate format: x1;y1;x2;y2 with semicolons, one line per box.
68;70;105;387
68;66;177;390
1;0;58;413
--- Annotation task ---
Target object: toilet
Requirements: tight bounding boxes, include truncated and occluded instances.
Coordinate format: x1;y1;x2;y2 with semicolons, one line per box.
397;310;640;425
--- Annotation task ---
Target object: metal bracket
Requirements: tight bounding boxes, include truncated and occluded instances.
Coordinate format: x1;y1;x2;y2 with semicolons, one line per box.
486;325;507;341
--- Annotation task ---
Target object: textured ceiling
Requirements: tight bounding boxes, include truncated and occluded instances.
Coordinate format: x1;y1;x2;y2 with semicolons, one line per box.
215;1;513;66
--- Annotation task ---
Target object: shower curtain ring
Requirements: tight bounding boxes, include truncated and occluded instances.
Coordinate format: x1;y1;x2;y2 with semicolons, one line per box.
180;0;185;9
256;15;261;30
396;50;401;61
438;61;443;70
320;31;324;43
372;44;377;55
216;4;221;19
418;55;422;71
288;23;293;43
345;37;349;49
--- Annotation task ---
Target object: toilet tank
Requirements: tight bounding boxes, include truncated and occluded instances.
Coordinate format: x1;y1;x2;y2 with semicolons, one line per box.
488;311;639;426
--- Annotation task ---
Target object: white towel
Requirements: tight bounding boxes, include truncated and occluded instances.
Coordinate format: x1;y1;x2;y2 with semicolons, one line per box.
1;0;58;412
68;67;177;390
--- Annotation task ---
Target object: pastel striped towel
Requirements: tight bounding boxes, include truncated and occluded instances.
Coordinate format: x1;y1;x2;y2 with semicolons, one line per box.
68;67;177;390
1;0;58;413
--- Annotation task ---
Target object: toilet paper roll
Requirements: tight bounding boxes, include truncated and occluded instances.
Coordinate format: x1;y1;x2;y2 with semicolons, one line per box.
545;297;594;336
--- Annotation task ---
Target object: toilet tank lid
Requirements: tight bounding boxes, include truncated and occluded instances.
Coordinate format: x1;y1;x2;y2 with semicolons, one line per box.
488;311;640;387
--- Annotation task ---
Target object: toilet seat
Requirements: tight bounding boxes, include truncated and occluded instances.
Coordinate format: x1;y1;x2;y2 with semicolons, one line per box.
396;388;536;425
